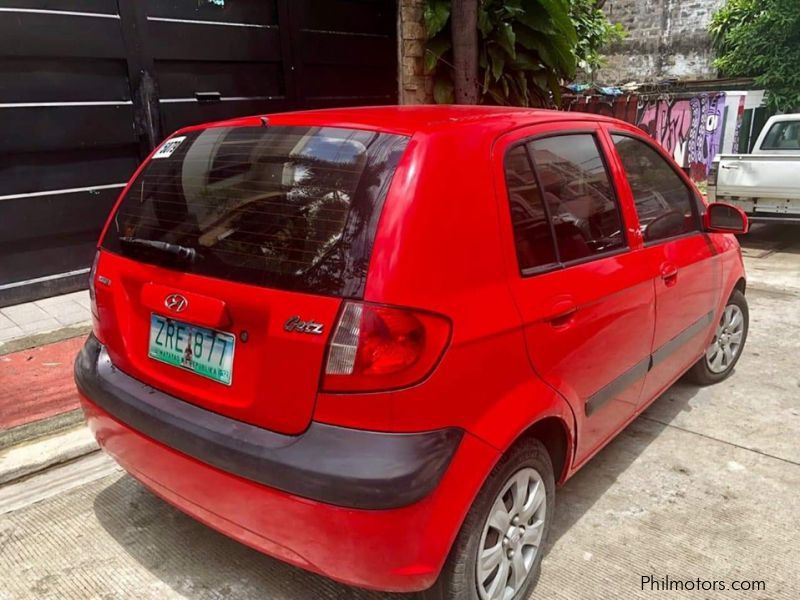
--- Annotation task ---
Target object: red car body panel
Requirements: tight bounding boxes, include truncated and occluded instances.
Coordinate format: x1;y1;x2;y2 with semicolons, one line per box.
492;121;656;464
77;106;747;593
80;394;500;592
92;251;341;434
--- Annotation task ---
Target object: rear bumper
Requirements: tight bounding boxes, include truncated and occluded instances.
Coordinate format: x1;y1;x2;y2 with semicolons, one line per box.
75;335;499;591
74;335;461;510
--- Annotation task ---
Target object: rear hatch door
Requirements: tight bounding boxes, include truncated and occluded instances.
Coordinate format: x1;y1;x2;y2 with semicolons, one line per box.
96;124;408;434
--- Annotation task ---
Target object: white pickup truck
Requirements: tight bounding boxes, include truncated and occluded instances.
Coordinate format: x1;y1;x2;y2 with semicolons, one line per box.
709;114;800;223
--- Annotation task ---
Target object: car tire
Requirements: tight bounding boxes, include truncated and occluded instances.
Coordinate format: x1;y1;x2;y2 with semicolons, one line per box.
420;438;555;600
686;289;749;386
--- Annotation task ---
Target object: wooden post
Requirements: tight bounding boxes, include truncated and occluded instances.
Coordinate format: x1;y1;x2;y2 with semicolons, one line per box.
117;0;163;157
451;0;479;104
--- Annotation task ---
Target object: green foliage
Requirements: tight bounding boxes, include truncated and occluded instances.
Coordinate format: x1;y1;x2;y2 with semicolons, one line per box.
570;0;625;78
424;1;623;106
710;0;800;112
425;0;578;106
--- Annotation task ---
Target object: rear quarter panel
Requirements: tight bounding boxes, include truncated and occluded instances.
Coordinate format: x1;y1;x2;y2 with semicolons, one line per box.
314;124;576;462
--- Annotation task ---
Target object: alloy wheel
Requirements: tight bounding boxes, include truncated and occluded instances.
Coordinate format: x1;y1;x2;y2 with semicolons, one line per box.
706;305;745;374
476;468;547;600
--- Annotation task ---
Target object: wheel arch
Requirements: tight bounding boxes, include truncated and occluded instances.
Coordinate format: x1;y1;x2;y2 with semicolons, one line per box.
469;372;577;488
733;277;746;296
510;415;573;485
426;381;577;590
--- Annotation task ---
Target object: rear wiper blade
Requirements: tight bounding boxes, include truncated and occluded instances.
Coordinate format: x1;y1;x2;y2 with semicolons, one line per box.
120;237;198;263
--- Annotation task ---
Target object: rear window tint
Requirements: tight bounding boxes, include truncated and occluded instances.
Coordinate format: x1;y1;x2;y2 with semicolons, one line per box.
612;134;697;243
528;135;626;262
102;125;409;297
761;121;800;150
504;145;558;271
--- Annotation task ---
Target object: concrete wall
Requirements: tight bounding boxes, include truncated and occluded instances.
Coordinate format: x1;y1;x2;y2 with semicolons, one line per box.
601;0;726;83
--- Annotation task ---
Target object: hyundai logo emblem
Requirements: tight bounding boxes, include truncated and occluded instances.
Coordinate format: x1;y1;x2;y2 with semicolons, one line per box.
164;293;188;313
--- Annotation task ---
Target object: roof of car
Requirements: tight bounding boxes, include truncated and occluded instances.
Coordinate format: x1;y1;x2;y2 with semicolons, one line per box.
187;105;615;137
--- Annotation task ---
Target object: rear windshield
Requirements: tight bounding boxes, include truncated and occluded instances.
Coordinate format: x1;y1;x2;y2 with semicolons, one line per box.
102;125;409;297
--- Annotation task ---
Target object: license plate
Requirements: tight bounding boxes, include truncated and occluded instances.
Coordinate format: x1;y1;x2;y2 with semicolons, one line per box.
148;314;235;385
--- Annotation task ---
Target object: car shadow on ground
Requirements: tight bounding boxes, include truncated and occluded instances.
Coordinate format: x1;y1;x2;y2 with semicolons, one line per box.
92;377;710;599
93;474;412;599
739;223;800;255
546;380;703;550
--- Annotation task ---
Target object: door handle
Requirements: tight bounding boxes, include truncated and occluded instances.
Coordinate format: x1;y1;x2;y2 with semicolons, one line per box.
195;91;222;103
660;263;678;285
545;299;577;327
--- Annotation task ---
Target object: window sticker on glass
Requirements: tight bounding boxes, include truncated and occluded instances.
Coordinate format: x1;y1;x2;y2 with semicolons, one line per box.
152;136;187;159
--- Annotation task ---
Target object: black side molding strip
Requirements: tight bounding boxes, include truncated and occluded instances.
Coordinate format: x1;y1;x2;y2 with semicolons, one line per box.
75;335;463;510
586;311;714;416
650;310;714;369
585;356;650;417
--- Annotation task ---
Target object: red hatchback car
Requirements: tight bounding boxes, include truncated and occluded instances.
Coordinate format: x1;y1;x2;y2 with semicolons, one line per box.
75;106;749;600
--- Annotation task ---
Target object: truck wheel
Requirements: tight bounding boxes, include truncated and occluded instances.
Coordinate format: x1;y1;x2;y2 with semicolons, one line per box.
421;438;554;600
687;289;749;386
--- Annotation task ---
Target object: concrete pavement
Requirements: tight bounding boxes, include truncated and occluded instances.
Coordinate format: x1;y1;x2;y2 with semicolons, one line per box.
0;427;98;487
0;224;798;599
0;290;91;347
741;223;800;296
0;291;91;467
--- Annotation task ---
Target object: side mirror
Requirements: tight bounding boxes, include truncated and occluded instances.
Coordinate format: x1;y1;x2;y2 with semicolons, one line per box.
704;203;749;234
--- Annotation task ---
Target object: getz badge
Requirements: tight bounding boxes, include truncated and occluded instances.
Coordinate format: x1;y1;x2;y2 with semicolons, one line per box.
284;315;325;335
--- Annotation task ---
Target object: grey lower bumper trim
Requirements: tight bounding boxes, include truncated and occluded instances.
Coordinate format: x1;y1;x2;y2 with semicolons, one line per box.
75;335;462;510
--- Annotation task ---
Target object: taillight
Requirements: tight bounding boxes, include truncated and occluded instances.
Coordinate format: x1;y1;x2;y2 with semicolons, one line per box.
322;301;451;393
708;160;719;187
88;250;99;319
88;250;105;343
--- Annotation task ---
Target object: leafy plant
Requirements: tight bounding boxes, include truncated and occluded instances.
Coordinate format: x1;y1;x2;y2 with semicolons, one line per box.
425;1;624;106
570;0;625;79
710;0;800;112
425;0;578;106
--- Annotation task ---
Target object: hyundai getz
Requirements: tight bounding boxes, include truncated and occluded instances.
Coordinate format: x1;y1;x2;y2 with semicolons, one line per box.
75;106;749;600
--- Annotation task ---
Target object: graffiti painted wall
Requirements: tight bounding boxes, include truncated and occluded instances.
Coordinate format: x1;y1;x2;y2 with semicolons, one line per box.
687;95;726;180
566;93;727;181
636;97;693;167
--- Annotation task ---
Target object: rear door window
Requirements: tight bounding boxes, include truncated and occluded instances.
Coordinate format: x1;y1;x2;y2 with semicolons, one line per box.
102;125;409;298
611;134;698;243
504;145;558;271
527;134;626;263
